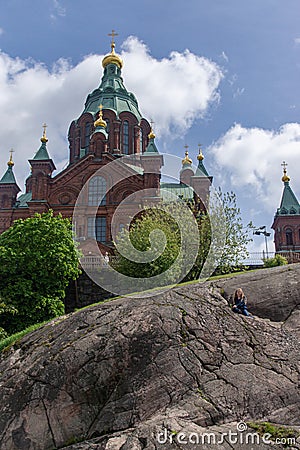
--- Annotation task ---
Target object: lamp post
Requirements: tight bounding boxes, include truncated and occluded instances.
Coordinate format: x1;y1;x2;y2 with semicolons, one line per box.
253;226;271;259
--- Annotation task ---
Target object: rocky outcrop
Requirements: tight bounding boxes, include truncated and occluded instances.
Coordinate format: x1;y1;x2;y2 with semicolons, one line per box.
0;267;300;449
211;263;300;321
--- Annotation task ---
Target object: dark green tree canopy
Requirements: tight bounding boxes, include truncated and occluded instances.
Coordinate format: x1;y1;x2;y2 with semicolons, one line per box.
0;211;80;334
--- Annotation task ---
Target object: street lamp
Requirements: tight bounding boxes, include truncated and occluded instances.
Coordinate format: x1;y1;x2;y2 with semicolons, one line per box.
253;226;271;259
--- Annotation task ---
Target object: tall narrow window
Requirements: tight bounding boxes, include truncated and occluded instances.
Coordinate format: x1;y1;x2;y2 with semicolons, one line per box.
286;228;293;246
88;176;106;206
140;128;143;153
105;118;110;133
123;120;129;154
87;217;107;242
84;122;91;153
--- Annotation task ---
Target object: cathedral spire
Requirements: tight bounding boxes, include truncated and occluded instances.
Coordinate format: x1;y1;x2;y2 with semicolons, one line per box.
196;144;210;177
0;149;18;184
281;160;290;183
33;124;51;160
94;104;107;129
102;29;123;69
182;145;192;167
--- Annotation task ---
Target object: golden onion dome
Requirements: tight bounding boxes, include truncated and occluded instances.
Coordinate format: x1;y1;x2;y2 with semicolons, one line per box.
94;104;107;128
7;149;14;167
197;150;204;161
281;162;290;183
102;42;123;69
182;150;192;166
40;123;48;143
282;169;290;183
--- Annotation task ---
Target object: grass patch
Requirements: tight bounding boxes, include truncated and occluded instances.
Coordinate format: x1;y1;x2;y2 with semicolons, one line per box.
0;320;51;353
247;421;299;447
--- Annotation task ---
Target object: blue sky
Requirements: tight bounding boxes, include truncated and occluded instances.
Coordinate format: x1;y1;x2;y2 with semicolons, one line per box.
0;0;300;252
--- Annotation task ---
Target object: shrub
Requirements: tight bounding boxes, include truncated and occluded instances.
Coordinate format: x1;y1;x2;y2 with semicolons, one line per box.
263;254;288;268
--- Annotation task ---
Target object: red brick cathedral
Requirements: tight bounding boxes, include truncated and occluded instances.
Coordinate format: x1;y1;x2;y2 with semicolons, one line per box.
0;35;211;253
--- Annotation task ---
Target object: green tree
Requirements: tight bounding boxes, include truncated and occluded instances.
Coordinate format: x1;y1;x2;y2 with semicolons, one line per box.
208;188;253;274
113;188;252;284
0;211;80;334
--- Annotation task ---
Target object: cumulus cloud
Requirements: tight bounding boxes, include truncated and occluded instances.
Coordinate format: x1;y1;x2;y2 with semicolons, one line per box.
0;37;223;191
122;36;223;137
209;122;300;213
294;37;300;45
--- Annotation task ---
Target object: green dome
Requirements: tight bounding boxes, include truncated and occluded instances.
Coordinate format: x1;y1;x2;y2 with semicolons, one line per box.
83;62;142;121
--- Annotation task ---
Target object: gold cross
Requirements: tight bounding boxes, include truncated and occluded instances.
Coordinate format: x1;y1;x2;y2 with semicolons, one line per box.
184;144;189;150
281;161;288;170
42;122;47;139
198;143;202;149
108;30;118;45
9;148;14;158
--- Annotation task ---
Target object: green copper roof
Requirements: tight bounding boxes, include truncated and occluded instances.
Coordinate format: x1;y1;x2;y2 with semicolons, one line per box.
144;137;159;154
0;166;17;184
83;63;142;120
15;192;32;208
160;183;194;202
196;159;209;177
277;181;300;215
33;141;51;160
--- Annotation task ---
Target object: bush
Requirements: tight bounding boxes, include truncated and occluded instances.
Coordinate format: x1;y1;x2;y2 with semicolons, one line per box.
263;254;288;268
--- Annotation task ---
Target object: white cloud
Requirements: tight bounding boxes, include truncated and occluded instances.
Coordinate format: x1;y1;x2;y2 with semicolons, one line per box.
209;122;300;214
51;0;66;19
122;36;223;137
0;37;223;191
294;37;300;45
0;28;4;36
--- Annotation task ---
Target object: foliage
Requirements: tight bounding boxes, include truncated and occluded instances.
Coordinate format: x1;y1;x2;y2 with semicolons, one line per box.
0;211;80;334
112;205;184;286
185;188;253;279
263;254;288;268
211;188;253;274
113;188;252;284
247;421;298;447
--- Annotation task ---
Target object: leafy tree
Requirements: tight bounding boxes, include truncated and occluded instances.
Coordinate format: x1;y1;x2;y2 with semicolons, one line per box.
0;211;80;334
208;188;253;274
112;201;202;289
113;188;252;284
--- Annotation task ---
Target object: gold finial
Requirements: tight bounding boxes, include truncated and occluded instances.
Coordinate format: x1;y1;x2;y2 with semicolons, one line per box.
108;29;118;53
41;123;48;143
182;145;192;165
281;161;290;182
7;148;14;167
197;143;204;161
148;119;156;139
94;104;107;128
102;29;123;69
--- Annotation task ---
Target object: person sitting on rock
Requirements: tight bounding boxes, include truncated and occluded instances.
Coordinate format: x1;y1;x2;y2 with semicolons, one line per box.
232;288;251;316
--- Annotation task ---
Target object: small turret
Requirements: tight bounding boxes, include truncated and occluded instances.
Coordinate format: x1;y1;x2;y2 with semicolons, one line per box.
180;145;194;185
0;149;20;208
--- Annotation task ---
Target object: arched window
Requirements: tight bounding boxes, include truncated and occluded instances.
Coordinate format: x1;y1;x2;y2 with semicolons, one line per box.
286;228;293;246
123;120;129;154
88;176;106;206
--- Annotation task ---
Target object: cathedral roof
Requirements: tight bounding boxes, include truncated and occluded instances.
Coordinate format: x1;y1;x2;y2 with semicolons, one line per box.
82;38;142;121
0;166;17;184
33;125;52;161
276;164;300;215
0;151;18;185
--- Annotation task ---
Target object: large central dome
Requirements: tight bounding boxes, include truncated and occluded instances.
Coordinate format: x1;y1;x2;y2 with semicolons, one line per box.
82;39;142;121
